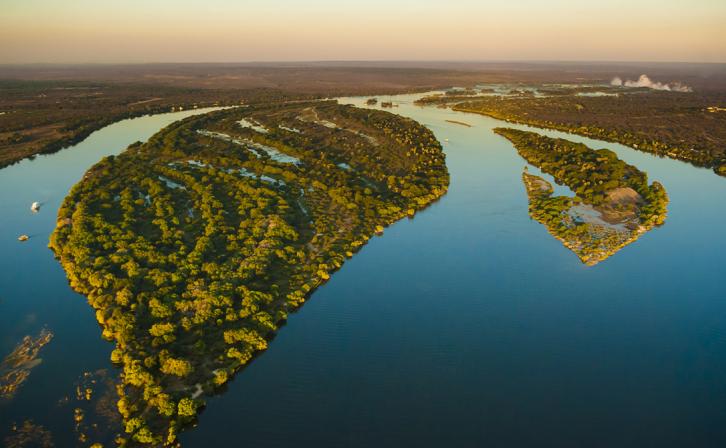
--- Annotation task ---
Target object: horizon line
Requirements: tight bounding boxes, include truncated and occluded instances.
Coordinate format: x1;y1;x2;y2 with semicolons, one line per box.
2;59;726;67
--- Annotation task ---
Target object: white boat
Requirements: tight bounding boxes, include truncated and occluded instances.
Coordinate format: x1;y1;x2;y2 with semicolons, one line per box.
31;202;40;212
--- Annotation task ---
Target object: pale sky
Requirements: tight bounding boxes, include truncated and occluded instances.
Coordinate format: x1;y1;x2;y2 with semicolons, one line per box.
1;0;725;64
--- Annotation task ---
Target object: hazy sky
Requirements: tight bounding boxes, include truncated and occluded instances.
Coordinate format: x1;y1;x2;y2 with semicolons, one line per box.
1;0;725;63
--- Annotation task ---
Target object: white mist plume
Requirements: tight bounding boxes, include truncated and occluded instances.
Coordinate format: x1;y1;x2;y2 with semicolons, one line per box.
610;74;692;92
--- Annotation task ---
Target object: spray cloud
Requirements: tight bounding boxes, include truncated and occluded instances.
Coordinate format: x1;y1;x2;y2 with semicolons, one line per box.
610;74;692;92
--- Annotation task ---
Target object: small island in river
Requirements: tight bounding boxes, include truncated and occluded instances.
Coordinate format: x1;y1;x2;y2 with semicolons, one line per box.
495;128;668;265
445;119;472;127
49;101;449;445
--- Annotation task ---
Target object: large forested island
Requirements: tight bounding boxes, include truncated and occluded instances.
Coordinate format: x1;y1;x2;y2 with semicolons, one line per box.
495;128;668;265
49;101;449;445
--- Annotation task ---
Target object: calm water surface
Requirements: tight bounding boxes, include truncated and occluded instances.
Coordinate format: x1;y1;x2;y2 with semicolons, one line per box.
1;95;725;447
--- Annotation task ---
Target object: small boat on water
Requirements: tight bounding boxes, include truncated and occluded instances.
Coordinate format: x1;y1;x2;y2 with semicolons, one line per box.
31;202;40;212
18;235;29;242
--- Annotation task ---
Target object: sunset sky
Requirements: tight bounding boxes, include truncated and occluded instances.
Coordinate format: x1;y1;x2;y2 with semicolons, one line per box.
1;0;725;64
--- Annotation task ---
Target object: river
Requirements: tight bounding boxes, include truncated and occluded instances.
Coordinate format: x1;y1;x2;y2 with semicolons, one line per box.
2;95;726;447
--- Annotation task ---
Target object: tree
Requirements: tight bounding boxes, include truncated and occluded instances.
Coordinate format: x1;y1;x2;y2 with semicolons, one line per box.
160;358;192;377
177;397;197;417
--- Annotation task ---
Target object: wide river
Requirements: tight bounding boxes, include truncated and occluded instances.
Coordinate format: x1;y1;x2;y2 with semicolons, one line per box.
1;94;726;447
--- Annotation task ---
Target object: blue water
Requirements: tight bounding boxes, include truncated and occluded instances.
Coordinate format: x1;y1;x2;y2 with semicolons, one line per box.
1;94;726;447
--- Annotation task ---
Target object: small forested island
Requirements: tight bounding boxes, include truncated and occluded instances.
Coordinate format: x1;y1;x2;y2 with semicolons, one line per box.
49;101;449;445
495;128;668;265
445;119;472;128
414;93;481;107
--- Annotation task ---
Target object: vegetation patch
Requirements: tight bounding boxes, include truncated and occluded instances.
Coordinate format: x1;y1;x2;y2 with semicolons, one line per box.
4;420;54;448
0;329;53;401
